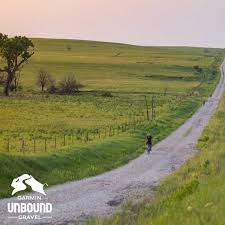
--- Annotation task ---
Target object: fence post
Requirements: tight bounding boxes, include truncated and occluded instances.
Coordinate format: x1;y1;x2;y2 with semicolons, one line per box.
21;139;25;155
45;138;47;152
86;132;89;142
55;136;57;149
152;96;155;120
64;135;66;146
33;139;36;153
144;95;150;121
7;138;10;152
72;134;74;144
98;129;101;139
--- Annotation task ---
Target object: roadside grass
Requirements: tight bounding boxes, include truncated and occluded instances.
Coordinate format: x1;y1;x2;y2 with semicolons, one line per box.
0;95;202;198
90;85;225;225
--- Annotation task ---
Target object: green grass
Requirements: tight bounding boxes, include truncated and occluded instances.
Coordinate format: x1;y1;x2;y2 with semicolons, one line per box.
0;94;203;198
0;38;221;94
91;77;225;225
0;38;223;198
0;94;171;138
0;39;222;152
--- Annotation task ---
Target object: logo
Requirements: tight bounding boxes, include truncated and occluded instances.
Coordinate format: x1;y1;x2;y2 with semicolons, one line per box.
11;174;48;196
7;174;53;221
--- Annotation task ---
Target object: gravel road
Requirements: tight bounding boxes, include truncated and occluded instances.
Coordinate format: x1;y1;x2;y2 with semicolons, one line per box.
0;61;225;225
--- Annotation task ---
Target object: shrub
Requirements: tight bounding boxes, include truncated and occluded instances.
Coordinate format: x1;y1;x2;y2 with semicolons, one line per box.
101;91;113;97
193;65;203;73
66;45;72;51
58;75;82;95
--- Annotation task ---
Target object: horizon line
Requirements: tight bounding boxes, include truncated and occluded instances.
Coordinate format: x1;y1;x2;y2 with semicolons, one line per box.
4;33;223;50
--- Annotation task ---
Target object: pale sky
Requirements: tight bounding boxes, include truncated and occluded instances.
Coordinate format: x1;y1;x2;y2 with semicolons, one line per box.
0;0;225;48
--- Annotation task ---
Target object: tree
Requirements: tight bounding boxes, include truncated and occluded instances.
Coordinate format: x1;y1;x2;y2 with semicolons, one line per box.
36;69;51;92
0;33;34;96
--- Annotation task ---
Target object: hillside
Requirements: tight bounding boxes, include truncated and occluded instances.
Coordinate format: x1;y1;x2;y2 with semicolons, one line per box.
0;39;223;198
0;38;221;93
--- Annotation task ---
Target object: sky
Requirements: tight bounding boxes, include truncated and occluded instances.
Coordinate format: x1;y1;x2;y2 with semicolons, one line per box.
0;0;225;48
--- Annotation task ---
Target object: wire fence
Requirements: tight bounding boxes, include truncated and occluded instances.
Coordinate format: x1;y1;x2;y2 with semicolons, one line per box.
0;94;189;155
0;115;148;154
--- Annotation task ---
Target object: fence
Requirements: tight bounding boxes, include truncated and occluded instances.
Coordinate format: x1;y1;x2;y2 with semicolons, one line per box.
0;94;189;155
0;115;147;154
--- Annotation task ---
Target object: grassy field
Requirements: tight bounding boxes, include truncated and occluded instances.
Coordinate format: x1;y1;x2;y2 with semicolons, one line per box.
0;38;220;94
91;82;225;225
0;38;223;197
0;95;205;198
0;39;222;153
0;94;186;153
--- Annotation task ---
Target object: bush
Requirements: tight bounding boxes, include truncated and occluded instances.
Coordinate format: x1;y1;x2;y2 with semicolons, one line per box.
193;65;203;73
101;91;113;97
58;75;83;95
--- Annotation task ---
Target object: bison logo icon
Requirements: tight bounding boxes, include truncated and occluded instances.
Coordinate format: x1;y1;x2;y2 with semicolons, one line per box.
11;174;48;196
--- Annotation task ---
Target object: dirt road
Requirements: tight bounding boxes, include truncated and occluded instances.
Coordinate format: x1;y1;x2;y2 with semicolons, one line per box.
0;61;224;225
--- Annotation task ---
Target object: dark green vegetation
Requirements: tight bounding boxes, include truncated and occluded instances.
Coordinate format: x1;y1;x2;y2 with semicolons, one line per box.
0;38;223;198
90;76;225;225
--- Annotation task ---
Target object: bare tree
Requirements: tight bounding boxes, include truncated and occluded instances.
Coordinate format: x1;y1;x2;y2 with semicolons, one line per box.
36;69;51;92
47;76;57;94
